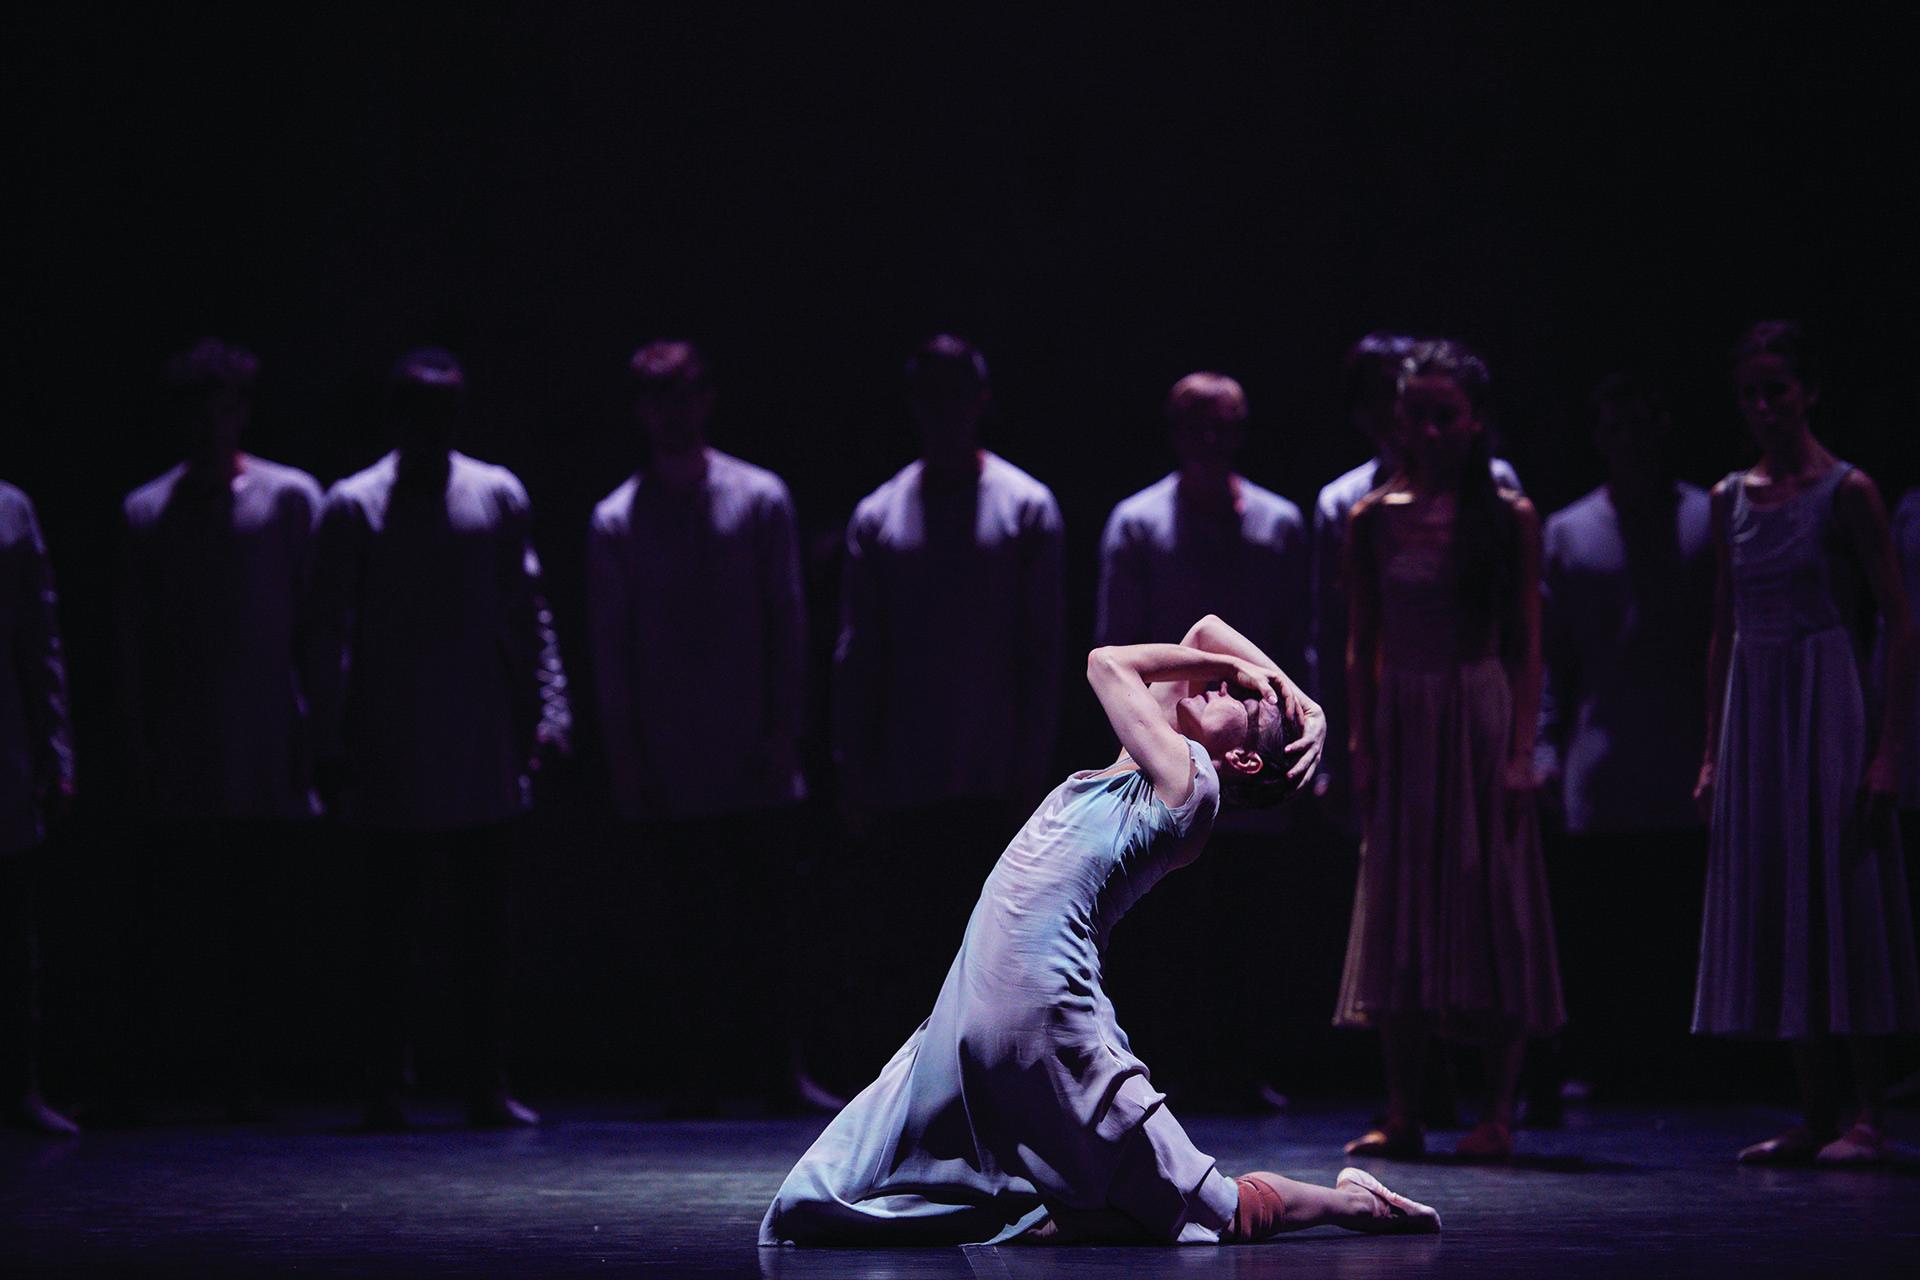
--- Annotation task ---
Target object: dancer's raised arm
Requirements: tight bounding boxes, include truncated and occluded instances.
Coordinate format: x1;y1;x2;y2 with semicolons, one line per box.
1179;614;1323;768
1086;641;1281;802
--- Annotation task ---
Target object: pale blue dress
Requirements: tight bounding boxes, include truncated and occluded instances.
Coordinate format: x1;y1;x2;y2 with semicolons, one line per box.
760;739;1239;1246
1694;462;1920;1037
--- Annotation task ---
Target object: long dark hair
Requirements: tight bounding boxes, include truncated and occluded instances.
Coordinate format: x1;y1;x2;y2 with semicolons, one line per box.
1403;339;1519;647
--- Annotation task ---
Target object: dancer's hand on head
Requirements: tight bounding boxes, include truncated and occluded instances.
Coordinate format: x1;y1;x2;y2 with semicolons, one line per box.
1231;662;1285;704
1282;690;1326;786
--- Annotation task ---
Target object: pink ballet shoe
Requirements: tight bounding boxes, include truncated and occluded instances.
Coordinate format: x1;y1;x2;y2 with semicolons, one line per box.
1814;1124;1890;1166
1337;1166;1442;1233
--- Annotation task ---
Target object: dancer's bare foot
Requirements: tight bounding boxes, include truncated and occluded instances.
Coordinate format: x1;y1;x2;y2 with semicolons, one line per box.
1344;1118;1425;1158
1456;1119;1512;1161
1336;1167;1442;1233
1737;1125;1828;1165
1814;1124;1890;1166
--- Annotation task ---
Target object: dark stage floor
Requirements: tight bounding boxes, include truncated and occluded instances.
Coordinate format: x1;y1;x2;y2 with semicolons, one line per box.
3;1103;1917;1277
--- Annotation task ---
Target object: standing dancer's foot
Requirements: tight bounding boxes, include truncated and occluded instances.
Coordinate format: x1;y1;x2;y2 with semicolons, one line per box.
1336;1167;1442;1233
1814;1124;1890;1165
1737;1125;1829;1165
1344;1117;1425;1158
1455;1119;1512;1160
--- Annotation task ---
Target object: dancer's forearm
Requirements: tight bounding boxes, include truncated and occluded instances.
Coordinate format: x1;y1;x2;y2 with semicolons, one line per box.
1088;642;1247;689
1182;614;1304;691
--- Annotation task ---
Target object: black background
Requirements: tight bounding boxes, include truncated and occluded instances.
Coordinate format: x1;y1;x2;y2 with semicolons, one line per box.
8;2;1917;1104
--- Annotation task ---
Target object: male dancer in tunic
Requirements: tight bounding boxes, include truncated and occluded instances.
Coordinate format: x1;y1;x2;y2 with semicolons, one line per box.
832;335;1064;1066
588;340;809;1110
307;348;570;1130
1097;372;1307;674
0;481;77;1134
1534;374;1712;1097
115;339;324;1119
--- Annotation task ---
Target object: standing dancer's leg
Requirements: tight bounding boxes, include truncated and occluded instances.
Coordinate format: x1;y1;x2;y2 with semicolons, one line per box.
1459;1033;1524;1158
1348;1013;1428;1154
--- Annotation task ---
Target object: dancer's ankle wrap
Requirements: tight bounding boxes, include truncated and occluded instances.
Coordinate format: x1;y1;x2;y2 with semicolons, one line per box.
1228;1174;1286;1242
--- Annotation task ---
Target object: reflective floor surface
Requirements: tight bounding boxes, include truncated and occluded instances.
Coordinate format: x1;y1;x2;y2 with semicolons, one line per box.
3;1103;1916;1277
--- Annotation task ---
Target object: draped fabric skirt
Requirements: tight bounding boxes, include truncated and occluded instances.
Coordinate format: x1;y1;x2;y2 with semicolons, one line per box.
1694;629;1920;1038
1335;656;1566;1039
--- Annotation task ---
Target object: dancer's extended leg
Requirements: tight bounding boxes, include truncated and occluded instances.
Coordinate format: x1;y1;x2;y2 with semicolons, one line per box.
1224;1167;1440;1241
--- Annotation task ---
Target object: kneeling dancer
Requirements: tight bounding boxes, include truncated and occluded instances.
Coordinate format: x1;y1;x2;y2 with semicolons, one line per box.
761;614;1439;1245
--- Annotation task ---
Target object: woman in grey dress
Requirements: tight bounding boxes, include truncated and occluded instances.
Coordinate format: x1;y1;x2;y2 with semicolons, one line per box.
1693;321;1920;1164
761;613;1439;1246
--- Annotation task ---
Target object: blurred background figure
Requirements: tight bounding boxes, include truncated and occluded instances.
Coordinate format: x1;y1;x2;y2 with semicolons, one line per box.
110;339;323;1123
1095;371;1307;1108
1530;373;1712;1111
307;348;571;1131
1692;322;1920;1165
1335;339;1564;1162
1890;417;1920;1107
1311;333;1522;821
587;339;823;1113
831;334;1064;1076
0;481;77;1134
1097;371;1306;671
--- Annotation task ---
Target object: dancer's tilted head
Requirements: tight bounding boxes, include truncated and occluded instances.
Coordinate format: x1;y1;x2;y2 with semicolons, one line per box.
1729;320;1817;456
1174;681;1294;808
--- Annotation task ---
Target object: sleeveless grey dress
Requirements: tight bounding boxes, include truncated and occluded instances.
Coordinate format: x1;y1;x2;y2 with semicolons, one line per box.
1693;462;1920;1038
760;739;1238;1246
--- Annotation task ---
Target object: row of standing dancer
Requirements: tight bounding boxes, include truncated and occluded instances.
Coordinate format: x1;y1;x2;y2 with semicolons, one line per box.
3;324;1917;1165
